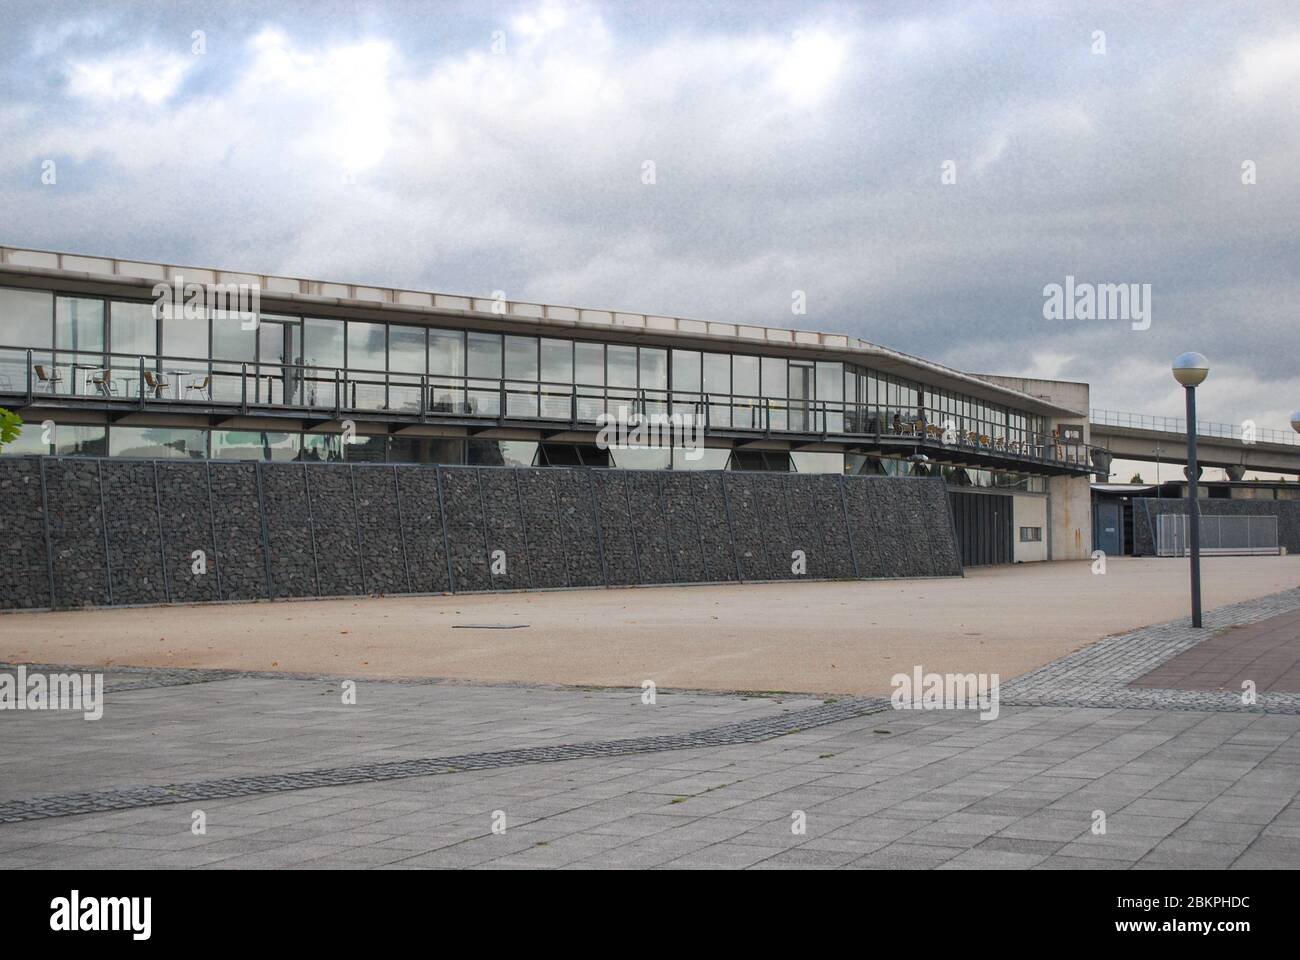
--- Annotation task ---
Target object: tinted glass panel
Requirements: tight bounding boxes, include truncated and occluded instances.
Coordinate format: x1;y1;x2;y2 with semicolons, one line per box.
388;324;425;374
504;335;538;379
428;329;465;376
606;345;636;388
0;287;52;346
467;332;502;377
347;321;386;370
110;301;156;356
55;297;105;353
672;350;701;391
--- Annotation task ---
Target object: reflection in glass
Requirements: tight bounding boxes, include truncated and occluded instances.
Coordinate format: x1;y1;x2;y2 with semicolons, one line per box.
574;342;604;421
540;338;573;418
211;430;300;461
428;328;466;413
109;426;206;459
467;332;502;415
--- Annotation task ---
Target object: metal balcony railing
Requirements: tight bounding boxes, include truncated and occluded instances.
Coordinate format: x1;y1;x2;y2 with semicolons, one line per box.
0;345;1103;470
1090;408;1299;446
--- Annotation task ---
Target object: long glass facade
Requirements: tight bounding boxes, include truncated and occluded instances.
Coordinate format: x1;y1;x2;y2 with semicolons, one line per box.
0;284;1078;477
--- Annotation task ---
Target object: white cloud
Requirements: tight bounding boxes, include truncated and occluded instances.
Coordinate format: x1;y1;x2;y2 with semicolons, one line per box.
65;48;192;105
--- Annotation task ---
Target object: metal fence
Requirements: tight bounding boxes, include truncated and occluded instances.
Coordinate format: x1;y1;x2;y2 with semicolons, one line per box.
1156;514;1280;557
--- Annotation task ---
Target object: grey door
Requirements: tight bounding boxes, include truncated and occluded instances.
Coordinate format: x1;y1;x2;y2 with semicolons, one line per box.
1094;501;1122;555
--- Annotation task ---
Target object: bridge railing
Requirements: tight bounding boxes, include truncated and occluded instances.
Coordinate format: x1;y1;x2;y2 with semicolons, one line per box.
1090;408;1300;446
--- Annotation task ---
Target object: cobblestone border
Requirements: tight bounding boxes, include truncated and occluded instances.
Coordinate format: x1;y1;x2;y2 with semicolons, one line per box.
0;696;890;824
1001;586;1300;713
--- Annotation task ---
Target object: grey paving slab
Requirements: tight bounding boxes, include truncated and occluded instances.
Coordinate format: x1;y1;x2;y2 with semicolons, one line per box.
5;587;1300;869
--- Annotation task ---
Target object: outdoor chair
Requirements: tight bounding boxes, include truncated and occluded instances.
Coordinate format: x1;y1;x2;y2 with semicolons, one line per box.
143;370;172;398
34;364;63;394
90;370;117;397
184;375;212;400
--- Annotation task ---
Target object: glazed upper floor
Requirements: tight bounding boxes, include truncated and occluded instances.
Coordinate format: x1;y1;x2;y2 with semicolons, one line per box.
0;244;1098;471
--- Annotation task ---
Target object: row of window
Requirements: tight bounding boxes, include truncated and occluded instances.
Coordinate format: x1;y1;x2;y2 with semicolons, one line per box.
2;421;1050;490
0;285;1049;441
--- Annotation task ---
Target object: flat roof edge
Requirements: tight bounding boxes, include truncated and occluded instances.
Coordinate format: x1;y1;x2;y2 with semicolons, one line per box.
0;242;1078;417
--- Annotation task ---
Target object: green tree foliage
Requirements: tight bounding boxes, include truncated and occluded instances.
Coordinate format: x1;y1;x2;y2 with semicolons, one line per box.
0;408;21;450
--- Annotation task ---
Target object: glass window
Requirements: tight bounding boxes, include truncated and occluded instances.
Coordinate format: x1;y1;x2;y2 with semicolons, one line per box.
672;350;701;392
428;328;466;413
606;345;637;388
639;348;667;391
671;446;730;470
302;318;344;408
793;451;845;474
575;342;603;385
347;321;386;370
732;356;759;397
212;313;256;362
57;424;107;456
761;357;787;397
0;286;53;346
109;426;206;459
504;335;538;417
110;301;156;357
467;332;502;377
162;311;208;363
0;423;49;456
388;436;465;464
305;318;345;368
468;439;537;466
504;335;538;379
703;353;730;395
211;430;300;461
301;434;342;462
345;321;386;409
342;434;386;461
540;338;572;383
611;446;671;470
428;328;464;375
574;342;604;420
467;332;502;415
55;297;104;354
388;325;426;374
730;355;759;429
540;338;573;419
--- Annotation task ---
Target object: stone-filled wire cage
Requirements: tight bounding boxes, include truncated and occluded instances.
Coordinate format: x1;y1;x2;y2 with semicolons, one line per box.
0;456;963;610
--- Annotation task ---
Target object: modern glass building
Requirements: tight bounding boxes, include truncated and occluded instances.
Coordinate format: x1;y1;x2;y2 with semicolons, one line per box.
0;244;1103;564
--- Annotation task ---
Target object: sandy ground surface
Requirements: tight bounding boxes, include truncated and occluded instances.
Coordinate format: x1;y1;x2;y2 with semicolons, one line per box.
1;557;1296;696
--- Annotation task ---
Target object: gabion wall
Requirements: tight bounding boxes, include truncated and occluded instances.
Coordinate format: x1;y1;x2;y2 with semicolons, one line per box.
0;456;962;609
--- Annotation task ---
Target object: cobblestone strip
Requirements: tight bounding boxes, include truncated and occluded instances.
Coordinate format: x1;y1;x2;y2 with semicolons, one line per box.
1001;586;1300;713
0;662;447;692
0;697;889;824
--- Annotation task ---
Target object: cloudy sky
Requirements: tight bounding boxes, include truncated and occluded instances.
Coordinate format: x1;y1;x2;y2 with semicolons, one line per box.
2;0;1297;468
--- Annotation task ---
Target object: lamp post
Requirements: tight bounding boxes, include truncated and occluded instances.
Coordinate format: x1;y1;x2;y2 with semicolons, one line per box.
1172;353;1209;627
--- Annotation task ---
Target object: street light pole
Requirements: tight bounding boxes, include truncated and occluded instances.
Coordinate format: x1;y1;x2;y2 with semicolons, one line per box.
1184;384;1202;627
1173;353;1209;628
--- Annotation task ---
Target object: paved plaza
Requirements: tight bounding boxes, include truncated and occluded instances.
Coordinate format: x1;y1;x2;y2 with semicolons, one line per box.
1;581;1299;869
